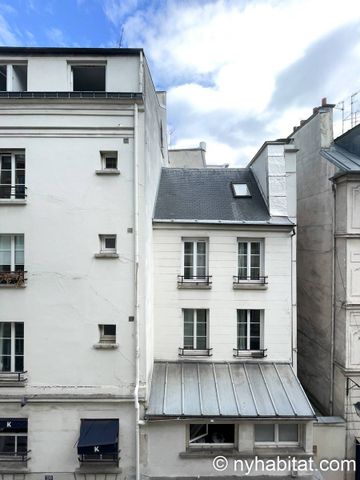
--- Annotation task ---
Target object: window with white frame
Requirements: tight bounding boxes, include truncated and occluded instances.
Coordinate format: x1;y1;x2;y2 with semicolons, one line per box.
183;309;208;350
0;322;24;373
100;151;118;170
0;64;27;92
183;239;208;280
189;424;235;447
237;310;263;351
254;423;299;446
99;235;117;253
0;235;24;273
237;239;263;280
0;418;28;460
0;152;26;200
99;324;116;344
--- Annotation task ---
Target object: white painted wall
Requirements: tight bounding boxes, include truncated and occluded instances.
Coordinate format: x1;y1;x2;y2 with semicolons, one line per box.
153;226;294;362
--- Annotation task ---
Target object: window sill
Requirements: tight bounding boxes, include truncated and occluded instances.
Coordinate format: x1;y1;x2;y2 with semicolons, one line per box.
254;447;309;457
93;343;119;350
180;448;238;459
233;349;267;359
0;199;27;205
94;253;119;259
178;282;212;290
95;169;120;175
0;381;26;387
233;283;268;290
0;284;26;288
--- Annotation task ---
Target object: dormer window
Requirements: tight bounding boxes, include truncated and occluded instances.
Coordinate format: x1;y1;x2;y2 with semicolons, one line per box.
70;64;106;92
232;183;250;197
0;64;27;92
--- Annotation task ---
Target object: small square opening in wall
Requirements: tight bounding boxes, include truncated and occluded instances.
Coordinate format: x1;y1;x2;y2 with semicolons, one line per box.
99;324;116;344
100;235;117;253
101;151;118;170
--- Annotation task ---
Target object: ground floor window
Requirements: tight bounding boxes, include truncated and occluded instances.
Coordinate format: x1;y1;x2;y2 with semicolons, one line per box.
189;424;235;447
254;423;299;446
0;418;28;460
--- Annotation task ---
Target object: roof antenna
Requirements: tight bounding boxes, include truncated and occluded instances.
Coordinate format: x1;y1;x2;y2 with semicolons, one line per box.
118;27;124;48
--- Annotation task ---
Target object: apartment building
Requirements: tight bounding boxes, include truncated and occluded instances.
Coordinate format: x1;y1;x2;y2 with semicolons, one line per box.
145;143;320;479
0;46;167;478
290;102;360;471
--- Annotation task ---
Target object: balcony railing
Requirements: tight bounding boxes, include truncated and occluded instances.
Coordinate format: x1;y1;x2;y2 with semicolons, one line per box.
0;184;27;200
0;270;27;286
177;275;212;287
0;450;31;462
78;452;119;465
233;275;268;285
233;348;267;359
0;370;28;383
179;347;213;357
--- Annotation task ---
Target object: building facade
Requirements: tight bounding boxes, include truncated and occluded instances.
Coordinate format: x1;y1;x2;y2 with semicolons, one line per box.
0;46;167;479
290;102;360;470
144;145;317;479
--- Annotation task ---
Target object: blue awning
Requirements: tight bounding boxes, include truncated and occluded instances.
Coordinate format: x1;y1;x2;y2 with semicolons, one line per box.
77;419;118;455
0;418;27;432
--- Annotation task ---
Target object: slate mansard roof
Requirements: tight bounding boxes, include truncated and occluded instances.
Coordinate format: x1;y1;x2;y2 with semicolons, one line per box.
153;167;293;226
321;123;360;173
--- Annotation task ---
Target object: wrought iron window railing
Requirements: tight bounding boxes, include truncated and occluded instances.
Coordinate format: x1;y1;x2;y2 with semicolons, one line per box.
0;370;28;383
0;450;31;462
179;347;213;357
0;270;27;286
233;348;267;358
78;452;119;464
0;185;27;200
177;275;212;286
233;275;268;285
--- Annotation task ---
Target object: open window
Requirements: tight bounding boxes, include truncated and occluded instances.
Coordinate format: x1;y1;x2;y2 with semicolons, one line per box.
0;64;27;92
71;65;106;92
189;424;235;448
77;419;119;464
99;324;116;344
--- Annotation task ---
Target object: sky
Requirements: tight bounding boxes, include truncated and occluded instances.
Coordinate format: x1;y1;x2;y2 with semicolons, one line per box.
1;0;360;165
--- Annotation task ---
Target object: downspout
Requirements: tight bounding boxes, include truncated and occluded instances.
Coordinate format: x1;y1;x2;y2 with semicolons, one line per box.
330;181;336;415
291;226;296;370
133;102;141;480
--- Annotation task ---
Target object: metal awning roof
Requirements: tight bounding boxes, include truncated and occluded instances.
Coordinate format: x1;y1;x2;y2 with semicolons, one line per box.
146;362;315;419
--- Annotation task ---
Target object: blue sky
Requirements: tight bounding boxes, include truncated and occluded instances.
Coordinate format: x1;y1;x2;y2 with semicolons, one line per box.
1;0;360;165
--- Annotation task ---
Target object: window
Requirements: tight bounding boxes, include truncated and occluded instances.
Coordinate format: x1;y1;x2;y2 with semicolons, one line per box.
71;65;106;91
77;419;119;464
0;64;27;92
254;424;299;446
183;309;208;351
0;323;24;373
183;239;208;280
101;151;118;170
99;324;116;344
237;239;263;281
189;424;235;448
0;418;28;461
232;183;250;197
100;235;116;253
237;310;263;351
0;235;25;285
0;152;26;200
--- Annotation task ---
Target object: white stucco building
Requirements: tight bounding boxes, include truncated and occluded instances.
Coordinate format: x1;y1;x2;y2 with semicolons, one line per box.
0;46;167;479
144;144;319;479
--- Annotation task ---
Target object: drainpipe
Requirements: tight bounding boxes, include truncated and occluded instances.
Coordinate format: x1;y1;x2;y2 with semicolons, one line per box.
330;182;336;415
133;102;141;480
290;226;296;370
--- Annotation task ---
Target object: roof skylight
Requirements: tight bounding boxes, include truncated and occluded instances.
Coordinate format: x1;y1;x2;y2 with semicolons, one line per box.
232;183;251;197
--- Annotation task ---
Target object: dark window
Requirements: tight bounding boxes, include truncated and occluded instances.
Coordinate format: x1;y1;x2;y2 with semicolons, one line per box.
0;66;7;91
72;66;106;91
189;424;235;445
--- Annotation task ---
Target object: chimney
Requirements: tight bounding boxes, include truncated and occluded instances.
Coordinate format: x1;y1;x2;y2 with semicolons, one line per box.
199;141;206;151
321;97;327;107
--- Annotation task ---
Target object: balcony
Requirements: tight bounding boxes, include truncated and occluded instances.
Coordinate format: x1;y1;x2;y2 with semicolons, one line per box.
0;450;31;462
233;275;268;290
0;271;27;287
177;275;212;289
233;348;267;359
0;185;27;204
179;347;213;357
0;371;27;386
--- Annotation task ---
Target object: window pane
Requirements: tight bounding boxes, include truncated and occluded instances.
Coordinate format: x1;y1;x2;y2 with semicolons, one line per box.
105;157;117;169
0;436;15;453
250;337;260;350
196;242;206;255
251;242;260;255
15;339;24;355
184;242;193;255
15;322;24;338
255;424;275;442
237;337;247;350
250;310;260;323
0;235;11;268
279;424;298;442
17;436;28;453
0;355;11;371
0;322;11;337
0;338;11;355
104;237;116;249
0;65;7;91
15;355;24;372
208;424;235;443
190;424;207;442
103;325;116;336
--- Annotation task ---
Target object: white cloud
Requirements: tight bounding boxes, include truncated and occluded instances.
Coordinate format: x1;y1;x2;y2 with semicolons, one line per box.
46;27;66;46
103;0;360;164
0;12;20;45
